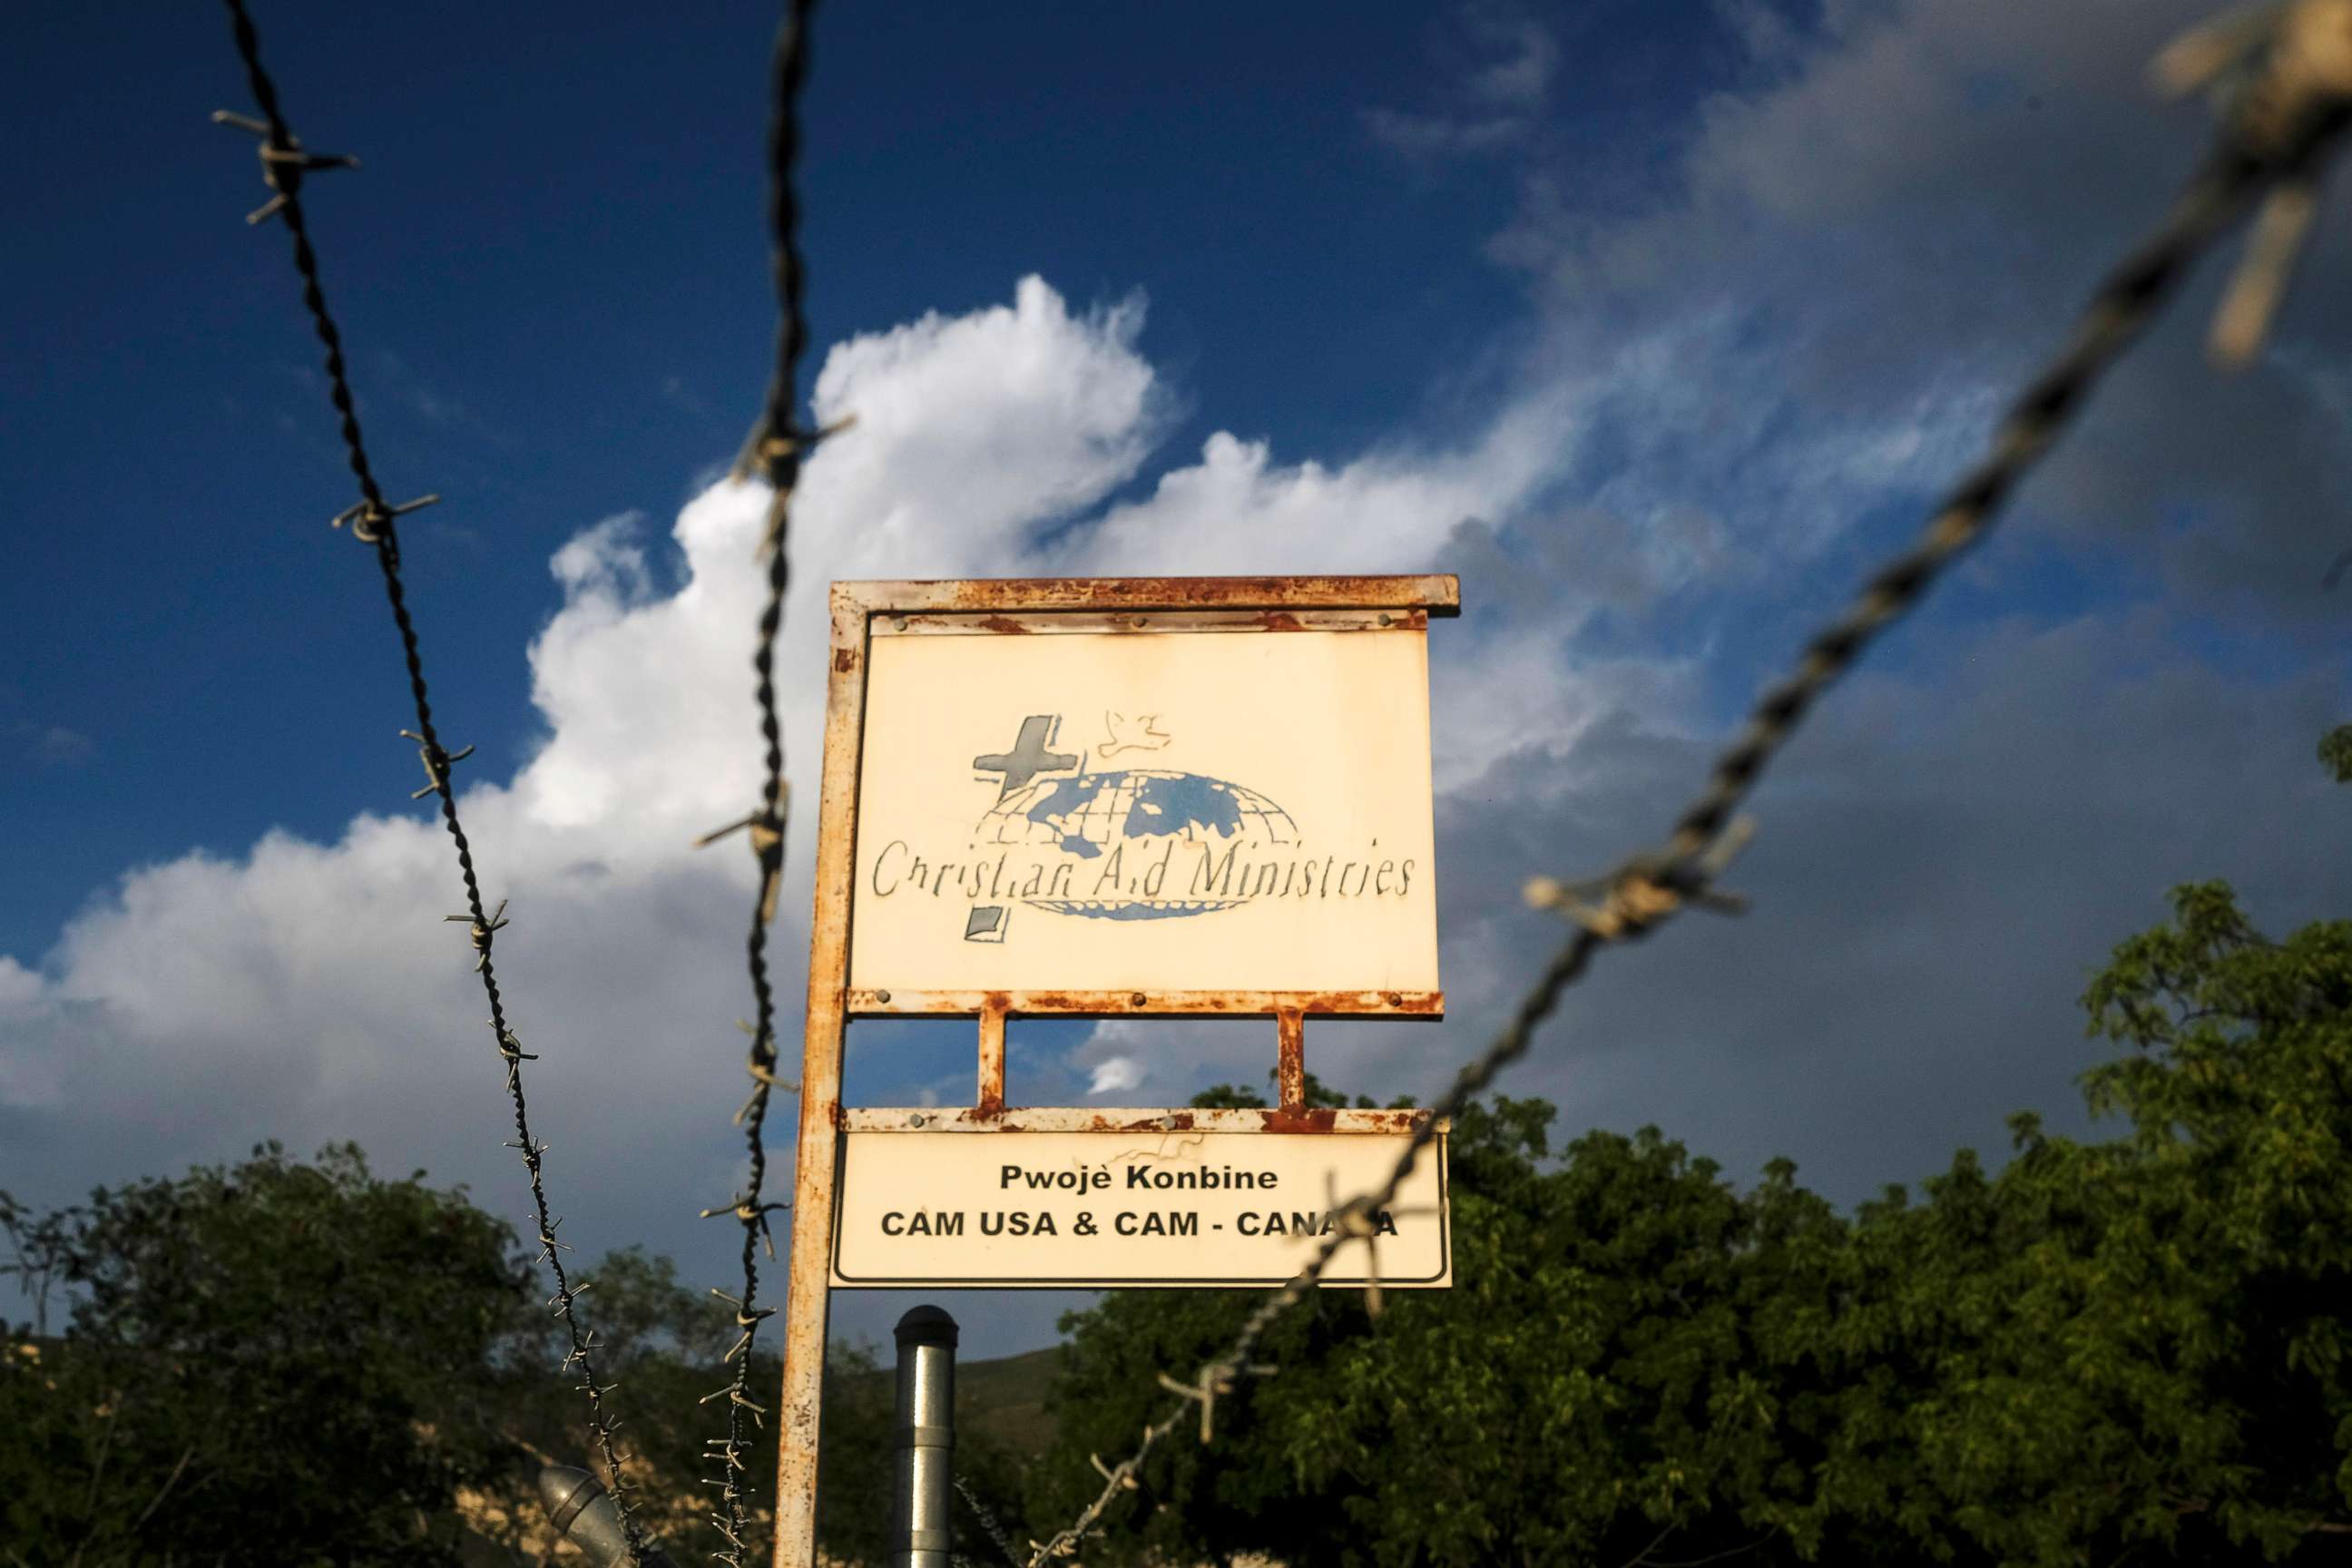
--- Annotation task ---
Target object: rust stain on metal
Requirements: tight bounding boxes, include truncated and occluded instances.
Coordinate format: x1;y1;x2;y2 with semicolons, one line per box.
1348;1108;1426;1132
1276;1007;1306;1112
789;573;1455;1556
848;987;1446;1019
772;587;876;1566
975;994;1009;1118
845;1105;1432;1136
844;573;1460;616
879;607;1426;637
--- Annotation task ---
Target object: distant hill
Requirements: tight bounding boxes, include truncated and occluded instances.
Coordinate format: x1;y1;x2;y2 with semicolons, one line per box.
839;1342;1064;1459
955;1345;1063;1456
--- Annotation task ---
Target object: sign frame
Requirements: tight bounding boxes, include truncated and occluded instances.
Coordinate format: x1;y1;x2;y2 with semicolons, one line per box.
828;1104;1453;1289
771;575;1459;1568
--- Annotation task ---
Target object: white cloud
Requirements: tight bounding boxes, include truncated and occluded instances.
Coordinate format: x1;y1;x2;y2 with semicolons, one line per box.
1086;1055;1144;1097
0;275;1610;1351
797;274;1163;577
1065;375;1580;576
0;279;1204;1290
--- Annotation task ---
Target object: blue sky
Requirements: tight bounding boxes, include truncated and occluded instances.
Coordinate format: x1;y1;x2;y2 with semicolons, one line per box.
6;0;2352;1359
4;0;1733;958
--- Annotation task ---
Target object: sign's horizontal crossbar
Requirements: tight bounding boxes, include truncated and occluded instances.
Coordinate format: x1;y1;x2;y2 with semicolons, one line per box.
836;574;1460;615
836;1274;1431;1290
871;607;1430;636
841;1106;1442;1134
846;989;1445;1018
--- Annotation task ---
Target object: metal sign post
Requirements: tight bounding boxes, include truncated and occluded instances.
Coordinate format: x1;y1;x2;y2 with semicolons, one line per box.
888;1306;958;1568
772;576;1458;1568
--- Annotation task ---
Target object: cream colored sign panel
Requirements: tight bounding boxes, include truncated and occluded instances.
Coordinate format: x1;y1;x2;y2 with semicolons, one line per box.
829;1124;1450;1288
849;630;1438;995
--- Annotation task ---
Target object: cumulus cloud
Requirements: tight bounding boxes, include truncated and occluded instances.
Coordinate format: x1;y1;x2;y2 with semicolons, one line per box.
1086;1055;1145;1097
0;277;1195;1356
0;271;1595;1356
1494;0;2352;618
8;1;2352;1367
1063;371;1579;576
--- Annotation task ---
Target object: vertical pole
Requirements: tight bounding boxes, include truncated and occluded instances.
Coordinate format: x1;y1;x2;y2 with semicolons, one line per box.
976;995;1008;1115
1276;1005;1306;1112
773;586;871;1567
890;1306;958;1568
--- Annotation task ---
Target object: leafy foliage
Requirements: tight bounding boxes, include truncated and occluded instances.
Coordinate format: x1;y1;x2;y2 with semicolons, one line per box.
1031;877;2352;1565
2319;723;2352;785
8;751;2348;1563
0;1142;536;1565
0;1152;1018;1566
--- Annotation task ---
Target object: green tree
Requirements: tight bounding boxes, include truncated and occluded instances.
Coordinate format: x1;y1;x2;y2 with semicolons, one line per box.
0;1151;1018;1567
0;1142;537;1566
2318;724;2352;785
1034;758;2352;1566
504;1244;1020;1567
1029;1076;1825;1566
1759;878;2352;1567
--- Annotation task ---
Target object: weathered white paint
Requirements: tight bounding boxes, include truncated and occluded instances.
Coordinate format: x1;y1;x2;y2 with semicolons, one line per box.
848;627;1440;998
829;1116;1450;1289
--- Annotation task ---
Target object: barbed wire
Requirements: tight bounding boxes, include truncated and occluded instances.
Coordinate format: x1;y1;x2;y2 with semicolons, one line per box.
956;1475;1026;1568
1020;5;2352;1561
690;3;829;1563
208;4;648;1562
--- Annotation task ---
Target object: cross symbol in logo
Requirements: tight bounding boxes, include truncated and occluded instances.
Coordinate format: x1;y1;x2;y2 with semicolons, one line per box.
973;715;1079;799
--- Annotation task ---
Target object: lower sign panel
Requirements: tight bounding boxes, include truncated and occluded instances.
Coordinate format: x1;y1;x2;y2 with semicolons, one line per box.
828;1110;1450;1289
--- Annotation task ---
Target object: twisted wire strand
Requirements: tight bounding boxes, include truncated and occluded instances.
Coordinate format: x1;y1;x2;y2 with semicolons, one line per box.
701;4;821;1563
1023;26;2352;1568
956;1475;1026;1568
214;3;647;1559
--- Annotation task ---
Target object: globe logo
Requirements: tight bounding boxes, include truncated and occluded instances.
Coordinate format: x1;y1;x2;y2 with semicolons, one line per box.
963;714;1298;936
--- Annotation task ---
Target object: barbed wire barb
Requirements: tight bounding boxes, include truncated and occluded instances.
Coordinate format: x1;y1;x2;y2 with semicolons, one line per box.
332;493;440;543
445;897;509;970
209;106;356;223
2152;0;2352;364
210;2;648;1559
1022;5;2352;1562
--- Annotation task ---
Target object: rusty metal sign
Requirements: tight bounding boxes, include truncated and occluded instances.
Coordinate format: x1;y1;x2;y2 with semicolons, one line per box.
828;1107;1450;1289
770;577;1457;1568
849;620;1440;1002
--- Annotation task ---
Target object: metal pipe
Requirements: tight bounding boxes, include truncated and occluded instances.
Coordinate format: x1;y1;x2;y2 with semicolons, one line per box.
536;1465;679;1568
889;1305;958;1568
